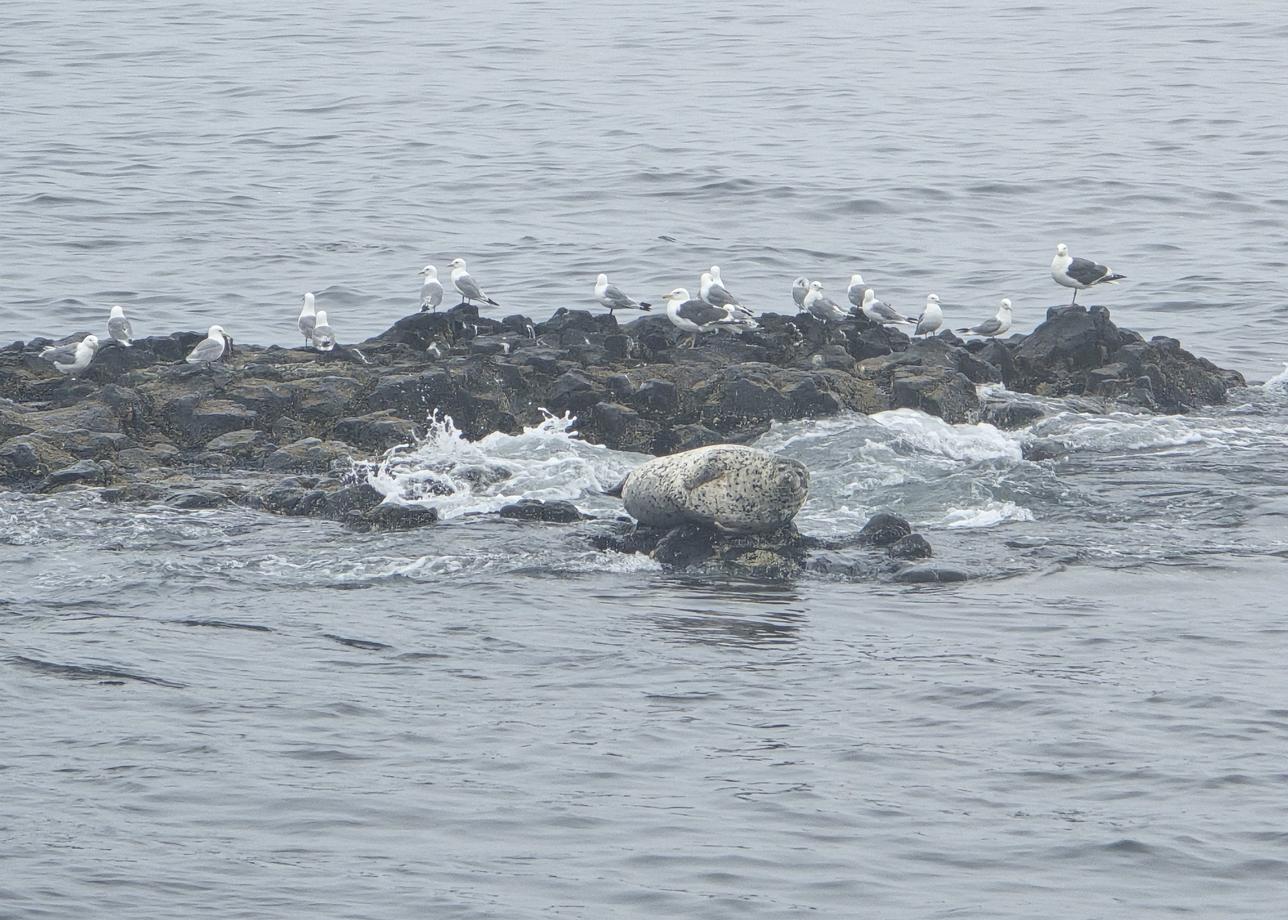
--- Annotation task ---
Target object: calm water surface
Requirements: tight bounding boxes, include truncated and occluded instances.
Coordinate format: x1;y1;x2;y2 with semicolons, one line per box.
3;2;1288;918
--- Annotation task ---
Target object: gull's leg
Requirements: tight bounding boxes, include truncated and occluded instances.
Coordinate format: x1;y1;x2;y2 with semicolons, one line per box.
1071;288;1078;305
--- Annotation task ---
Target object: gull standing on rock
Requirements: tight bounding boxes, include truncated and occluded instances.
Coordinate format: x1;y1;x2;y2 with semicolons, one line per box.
1051;243;1125;304
594;273;652;315
957;299;1013;339
187;325;229;367
49;335;100;377
298;292;317;347
859;288;911;326
312;311;336;352
910;294;944;337
846;273;873;312
702;267;755;319
663;287;735;348
419;265;444;312
803;281;849;323
792;277;811;308
449;258;500;307
106;305;133;346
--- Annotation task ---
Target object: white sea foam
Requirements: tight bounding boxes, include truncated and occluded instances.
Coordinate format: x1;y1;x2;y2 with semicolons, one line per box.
941;501;1036;529
1262;362;1288;395
360;412;645;520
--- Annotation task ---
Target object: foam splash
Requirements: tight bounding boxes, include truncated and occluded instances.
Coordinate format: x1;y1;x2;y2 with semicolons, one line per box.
1263;362;1288;395
360;412;645;520
941;501;1036;529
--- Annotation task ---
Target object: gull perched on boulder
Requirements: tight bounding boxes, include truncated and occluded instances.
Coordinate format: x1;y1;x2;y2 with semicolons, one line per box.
419;265;444;312
449;258;500;307
701;266;755;319
802;281;849;323
187;325;229;367
957;299;1013;339
594;273;651;315
663;287;736;347
911;294;944;337
792;276;810;308
106;305;132;346
312;311;336;352
1051;243;1125;304
846;273;874;311
44;334;99;377
298;292;317;347
859;288;911;326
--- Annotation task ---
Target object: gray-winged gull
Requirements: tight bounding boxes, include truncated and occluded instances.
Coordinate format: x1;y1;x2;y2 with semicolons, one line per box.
298;292;316;347
803;281;848;323
449;258;500;307
187;325;228;367
1051;243;1125;304
419;265;444;312
911;294;944;336
595;273;652;315
106;305;132;346
663;287;736;347
957;299;1013;338
859;288;911;326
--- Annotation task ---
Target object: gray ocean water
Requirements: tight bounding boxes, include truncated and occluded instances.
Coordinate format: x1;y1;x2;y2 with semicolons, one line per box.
4;2;1288;918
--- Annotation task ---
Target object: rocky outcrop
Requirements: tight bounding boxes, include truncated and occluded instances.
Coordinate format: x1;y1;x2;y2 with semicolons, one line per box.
0;302;1244;504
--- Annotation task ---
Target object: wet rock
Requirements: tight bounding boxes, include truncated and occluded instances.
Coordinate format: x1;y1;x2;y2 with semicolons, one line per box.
652;423;725;456
41;459;111;490
0;436;73;483
205;428;273;459
590;402;656;453
165;397;259;445
857;511;913;546
981;400;1046;430
165;489;229;510
889;366;979;423
888;533;934;560
498;498;588;523
332;411;419;451
265;437;352;473
894;564;970;584
345;501;439;532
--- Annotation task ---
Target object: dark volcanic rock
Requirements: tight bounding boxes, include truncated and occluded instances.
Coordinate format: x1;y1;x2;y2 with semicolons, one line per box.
888;533;934;560
857;512;914;546
499;499;588;523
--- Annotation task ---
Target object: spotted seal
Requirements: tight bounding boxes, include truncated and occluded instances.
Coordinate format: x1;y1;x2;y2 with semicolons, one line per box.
608;444;809;534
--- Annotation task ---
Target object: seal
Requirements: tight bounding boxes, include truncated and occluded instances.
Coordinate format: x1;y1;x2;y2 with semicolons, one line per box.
608;444;809;534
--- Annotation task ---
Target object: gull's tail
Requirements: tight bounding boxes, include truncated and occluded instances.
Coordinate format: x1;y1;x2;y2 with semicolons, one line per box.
485;296;500;306
638;301;652;310
1100;273;1126;285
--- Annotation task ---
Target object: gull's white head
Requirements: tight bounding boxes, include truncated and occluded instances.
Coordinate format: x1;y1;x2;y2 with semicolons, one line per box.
449;258;467;270
850;273;865;286
700;271;714;285
109;304;125;318
596;273;608;285
84;334;100;349
927;293;940;304
302;292;315;311
862;288;876;304
663;287;690;302
999;298;1013;312
1055;243;1068;257
808;281;825;292
315;311;329;326
793;276;809;287
710;265;723;280
208;325;226;338
419;264;437;278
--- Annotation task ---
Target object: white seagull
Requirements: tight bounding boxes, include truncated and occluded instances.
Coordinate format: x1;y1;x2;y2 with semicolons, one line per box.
859;288;911;326
419;265;444;312
106;305;132;346
594;273;651;315
701;266;755;319
662;287;736;347
298;292;317;347
312;311;336;352
802;281;849;323
48;335;100;377
1051;243;1125;304
911;294;944;337
187;325;229;367
448;258;500;307
792;277;811;308
957;299;1013;339
846;273;874;311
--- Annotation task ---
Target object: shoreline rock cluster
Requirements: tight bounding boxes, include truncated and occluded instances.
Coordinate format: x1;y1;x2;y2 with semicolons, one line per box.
1;302;1245;544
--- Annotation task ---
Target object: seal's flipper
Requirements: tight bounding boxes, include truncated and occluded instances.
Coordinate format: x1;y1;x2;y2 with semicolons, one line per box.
681;456;727;492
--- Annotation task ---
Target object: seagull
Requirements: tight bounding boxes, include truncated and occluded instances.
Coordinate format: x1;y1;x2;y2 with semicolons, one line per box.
792;277;810;308
186;325;228;367
39;341;81;364
911;294;944;337
846;273;874;311
298;292;317;347
419;265;444;312
662;287;736;347
701;267;755;319
957;299;1013;339
859;288;911;326
106;305;132;346
1051;243;1125;304
594;273;651;315
312;311;336;352
448;258;500;307
802;281;849;323
49;335;99;376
